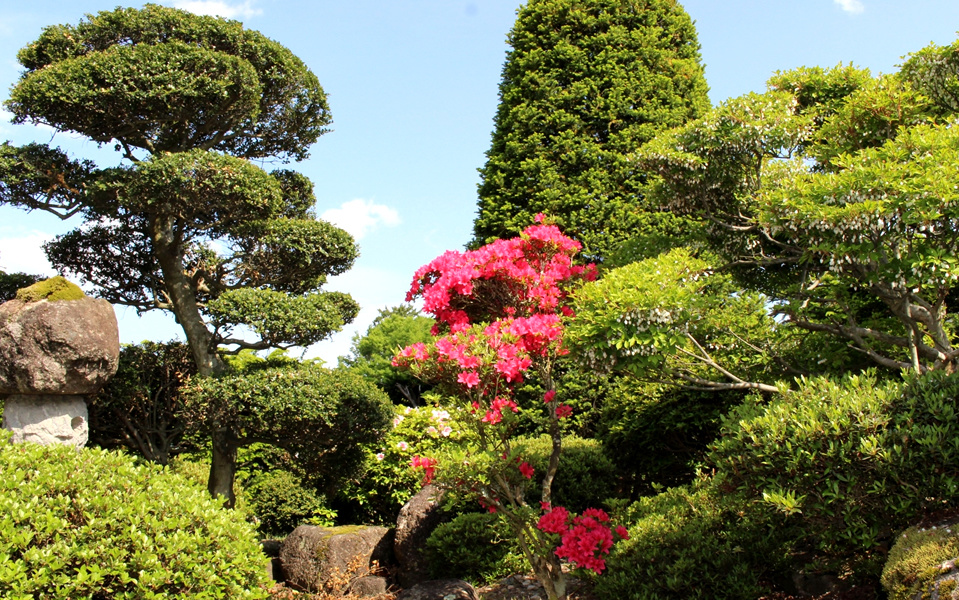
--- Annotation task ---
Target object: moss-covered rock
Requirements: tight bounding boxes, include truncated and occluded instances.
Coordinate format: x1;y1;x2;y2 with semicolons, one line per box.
15;275;85;302
883;521;959;600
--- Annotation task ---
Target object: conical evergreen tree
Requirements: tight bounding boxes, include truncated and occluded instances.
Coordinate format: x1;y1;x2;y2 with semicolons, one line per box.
473;0;710;261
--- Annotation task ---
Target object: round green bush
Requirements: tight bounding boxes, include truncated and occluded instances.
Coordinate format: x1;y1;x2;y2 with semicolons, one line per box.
0;434;269;599
711;370;959;575
514;434;616;513
426;512;525;584
597;482;786;600
246;469;335;536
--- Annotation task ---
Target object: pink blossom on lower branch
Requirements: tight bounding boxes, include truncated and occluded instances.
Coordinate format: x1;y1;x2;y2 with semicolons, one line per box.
536;505;627;574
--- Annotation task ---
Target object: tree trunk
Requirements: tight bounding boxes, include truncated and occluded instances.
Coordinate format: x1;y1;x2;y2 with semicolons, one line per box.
150;214;238;505
521;532;567;600
149;214;226;378
208;431;238;508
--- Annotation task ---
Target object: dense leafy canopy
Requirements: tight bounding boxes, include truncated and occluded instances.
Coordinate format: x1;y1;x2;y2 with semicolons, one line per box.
8;3;329;160
473;0;710;260
574;36;959;389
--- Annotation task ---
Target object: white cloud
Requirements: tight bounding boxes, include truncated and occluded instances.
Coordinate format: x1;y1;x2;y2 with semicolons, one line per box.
0;231;57;276
834;0;865;14
166;0;262;19
320;199;402;242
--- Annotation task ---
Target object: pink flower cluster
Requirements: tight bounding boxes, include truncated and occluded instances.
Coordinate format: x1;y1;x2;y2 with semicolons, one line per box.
404;222;595;331
536;506;629;574
411;455;438;484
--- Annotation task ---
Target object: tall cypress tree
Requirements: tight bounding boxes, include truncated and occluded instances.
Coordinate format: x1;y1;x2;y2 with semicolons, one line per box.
473;0;710;260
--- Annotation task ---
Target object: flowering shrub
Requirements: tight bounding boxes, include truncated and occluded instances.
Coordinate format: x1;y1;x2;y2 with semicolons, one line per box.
334;402;461;525
393;218;623;600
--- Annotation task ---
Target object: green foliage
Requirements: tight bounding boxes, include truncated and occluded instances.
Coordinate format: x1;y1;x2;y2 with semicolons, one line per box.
8;3;329;160
900;36;959;116
882;523;959;600
711;371;959;575
245;469;335;537
15;275;84;302
426;512;526;585
334;402;461;525
87;341;197;465
0;271;41;303
207;288;359;348
634;51;959;375
473;0;710;259
514;434;616;513
598;482;786;600
0;432;269;599
184;363;393;493
568;248;788;391
596;378;745;496
339;305;435;404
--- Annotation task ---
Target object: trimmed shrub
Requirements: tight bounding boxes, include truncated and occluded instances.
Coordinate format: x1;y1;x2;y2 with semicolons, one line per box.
514;434;616;513
246;469;335;536
0;433;269;599
882;522;959;600
596;482;786;600
711;371;959;575
334;402;461;525
426;512;525;584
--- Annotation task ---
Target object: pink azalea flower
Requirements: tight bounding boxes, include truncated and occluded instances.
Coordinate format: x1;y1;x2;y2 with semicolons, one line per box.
519;461;535;479
457;370;480;388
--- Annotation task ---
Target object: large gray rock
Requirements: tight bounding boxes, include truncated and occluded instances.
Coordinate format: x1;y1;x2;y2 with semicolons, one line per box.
395;579;478;600
280;525;393;593
394;484;445;587
0;297;119;395
2;394;88;448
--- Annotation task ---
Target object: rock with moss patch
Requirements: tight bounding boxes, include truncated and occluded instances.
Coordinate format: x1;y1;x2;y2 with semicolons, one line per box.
280;524;394;593
15;276;86;302
0;288;119;395
883;520;959;600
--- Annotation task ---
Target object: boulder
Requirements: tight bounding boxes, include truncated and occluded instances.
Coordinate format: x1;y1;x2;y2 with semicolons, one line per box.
2;394;88;448
395;579;478;600
394;484;445;587
280;525;393;593
349;575;389;597
0;296;119;395
883;520;959;600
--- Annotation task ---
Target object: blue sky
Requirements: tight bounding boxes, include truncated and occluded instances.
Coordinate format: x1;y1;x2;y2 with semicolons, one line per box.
1;0;959;364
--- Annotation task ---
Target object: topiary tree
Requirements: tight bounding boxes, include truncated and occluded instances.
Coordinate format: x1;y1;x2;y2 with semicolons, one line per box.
472;0;710;260
0;4;355;374
182;357;393;507
0;5;362;503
